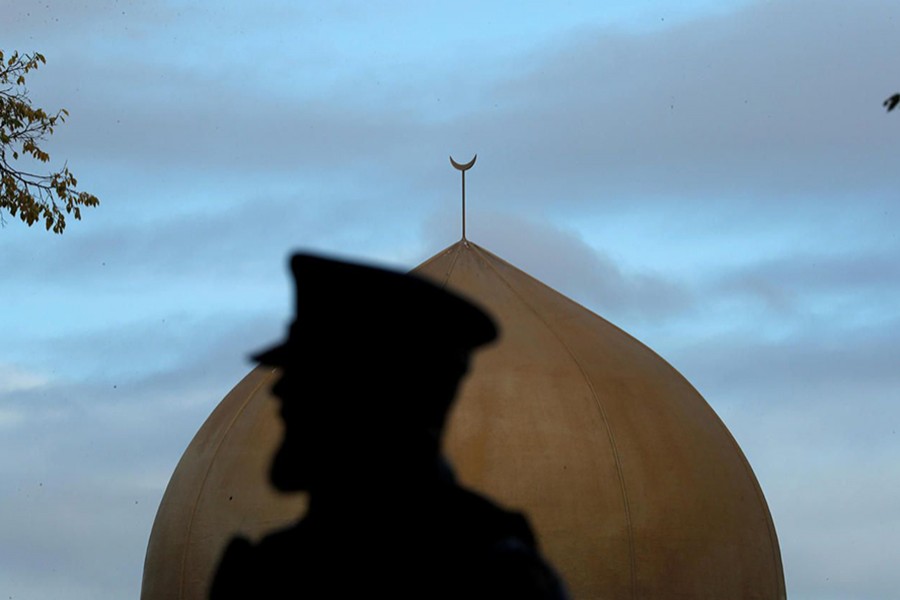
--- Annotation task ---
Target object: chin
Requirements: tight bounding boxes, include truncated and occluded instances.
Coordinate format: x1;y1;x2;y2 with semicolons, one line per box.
269;445;309;491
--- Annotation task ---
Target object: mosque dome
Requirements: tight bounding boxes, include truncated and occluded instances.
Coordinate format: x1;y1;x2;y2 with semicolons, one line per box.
141;240;785;599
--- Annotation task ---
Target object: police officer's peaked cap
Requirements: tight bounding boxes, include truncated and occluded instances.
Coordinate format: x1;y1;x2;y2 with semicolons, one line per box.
251;253;498;365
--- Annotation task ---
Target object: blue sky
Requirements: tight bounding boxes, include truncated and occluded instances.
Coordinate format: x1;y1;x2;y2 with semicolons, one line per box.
2;0;899;598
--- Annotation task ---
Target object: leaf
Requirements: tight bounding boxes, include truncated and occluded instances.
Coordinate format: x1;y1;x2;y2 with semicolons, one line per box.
0;49;100;233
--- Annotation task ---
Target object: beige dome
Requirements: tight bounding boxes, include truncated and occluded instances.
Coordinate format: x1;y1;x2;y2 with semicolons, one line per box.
142;240;785;599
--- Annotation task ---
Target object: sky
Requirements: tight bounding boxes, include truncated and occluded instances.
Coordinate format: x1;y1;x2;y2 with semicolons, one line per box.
1;0;899;597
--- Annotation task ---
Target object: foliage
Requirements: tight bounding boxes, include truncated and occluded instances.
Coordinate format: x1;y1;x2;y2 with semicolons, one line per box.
885;93;900;113
0;50;98;233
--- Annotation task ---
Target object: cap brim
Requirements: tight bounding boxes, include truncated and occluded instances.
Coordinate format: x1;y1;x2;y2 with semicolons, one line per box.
250;341;290;365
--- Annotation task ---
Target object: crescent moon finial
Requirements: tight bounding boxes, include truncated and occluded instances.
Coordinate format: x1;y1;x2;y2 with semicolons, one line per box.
449;154;477;171
449;154;477;242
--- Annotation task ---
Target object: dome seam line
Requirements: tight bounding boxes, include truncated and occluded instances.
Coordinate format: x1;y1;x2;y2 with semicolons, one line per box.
468;243;638;600
177;368;278;599
438;243;463;288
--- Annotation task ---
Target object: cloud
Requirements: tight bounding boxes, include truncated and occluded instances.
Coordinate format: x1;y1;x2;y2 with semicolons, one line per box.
3;2;900;598
0;313;279;598
672;312;900;401
0;364;49;395
0;364;50;429
711;247;900;323
660;315;900;600
415;0;900;222
421;210;694;322
7;0;898;257
772;461;900;600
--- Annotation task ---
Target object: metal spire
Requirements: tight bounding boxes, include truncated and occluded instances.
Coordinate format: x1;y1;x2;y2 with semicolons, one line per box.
449;154;477;242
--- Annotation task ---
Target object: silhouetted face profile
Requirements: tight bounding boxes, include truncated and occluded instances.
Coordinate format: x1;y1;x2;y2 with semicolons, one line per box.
251;254;494;493
268;349;471;492
210;253;569;600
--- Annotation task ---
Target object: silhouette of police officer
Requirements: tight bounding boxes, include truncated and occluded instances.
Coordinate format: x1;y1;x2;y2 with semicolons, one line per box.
210;254;567;599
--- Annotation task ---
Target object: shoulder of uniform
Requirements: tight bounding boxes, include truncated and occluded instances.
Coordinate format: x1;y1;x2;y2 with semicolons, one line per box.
209;537;254;599
449;485;537;545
